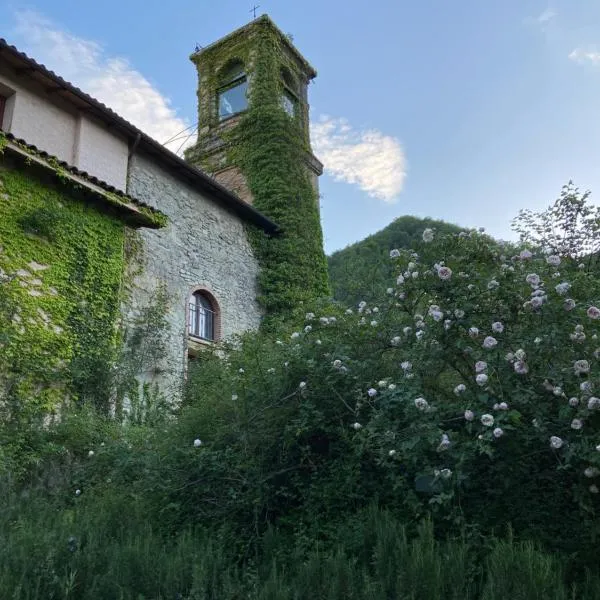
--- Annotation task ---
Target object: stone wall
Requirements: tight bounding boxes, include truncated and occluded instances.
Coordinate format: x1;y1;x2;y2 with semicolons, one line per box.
124;152;263;398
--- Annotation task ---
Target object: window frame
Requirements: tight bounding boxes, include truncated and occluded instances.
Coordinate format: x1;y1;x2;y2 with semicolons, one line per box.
0;95;6;130
189;292;215;342
216;61;248;122
187;288;220;345
281;87;298;118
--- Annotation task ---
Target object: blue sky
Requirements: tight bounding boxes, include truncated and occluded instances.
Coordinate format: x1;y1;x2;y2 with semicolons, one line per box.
3;1;600;254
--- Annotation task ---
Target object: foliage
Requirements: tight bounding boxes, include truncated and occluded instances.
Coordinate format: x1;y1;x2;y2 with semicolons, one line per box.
3;184;600;596
0;163;125;427
328;215;463;306
114;281;174;423
187;17;330;326
513;181;600;258
3;461;598;600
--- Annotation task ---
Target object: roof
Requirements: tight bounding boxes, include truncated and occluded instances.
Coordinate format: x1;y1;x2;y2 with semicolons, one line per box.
191;14;317;80
1;132;166;228
0;37;280;235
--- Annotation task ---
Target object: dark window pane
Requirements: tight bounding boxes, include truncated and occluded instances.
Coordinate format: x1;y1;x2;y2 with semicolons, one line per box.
218;80;248;120
221;63;244;85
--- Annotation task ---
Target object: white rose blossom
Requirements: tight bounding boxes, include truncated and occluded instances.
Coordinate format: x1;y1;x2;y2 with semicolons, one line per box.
546;255;561;266
555;282;571;295
389;249;400;258
492;322;504;333
550;436;564;449
476;373;488;386
438;434;451;451
438;266;452;280
569;397;579;407
469;327;479;338
464;409;475;421
481;414;494;426
352;422;362;431
588;306;600;320
514;360;528;375
564;299;576;311
483;336;498;349
574;360;590;375
454;384;467;395
571;419;583;430
414;397;429;410
475;361;488;373
588;397;600;410
584;467;599;478
422;228;434;243
530;296;544;309
493;427;504;438
526;273;540;286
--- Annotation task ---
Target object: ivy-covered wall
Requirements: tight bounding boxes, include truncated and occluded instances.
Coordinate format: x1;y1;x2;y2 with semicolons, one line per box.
186;17;330;327
0;157;125;419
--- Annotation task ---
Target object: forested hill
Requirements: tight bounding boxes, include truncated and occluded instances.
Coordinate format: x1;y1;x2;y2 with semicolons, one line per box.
327;216;463;306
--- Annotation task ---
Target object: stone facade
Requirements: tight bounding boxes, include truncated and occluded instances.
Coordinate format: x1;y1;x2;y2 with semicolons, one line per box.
124;152;263;397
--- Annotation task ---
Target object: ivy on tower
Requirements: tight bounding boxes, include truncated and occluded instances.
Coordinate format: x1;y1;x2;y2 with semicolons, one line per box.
185;15;330;325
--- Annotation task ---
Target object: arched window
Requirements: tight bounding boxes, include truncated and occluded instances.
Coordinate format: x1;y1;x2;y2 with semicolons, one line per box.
189;291;216;341
217;60;248;121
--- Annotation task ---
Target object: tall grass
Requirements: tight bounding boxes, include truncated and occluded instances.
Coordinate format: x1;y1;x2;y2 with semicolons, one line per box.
2;488;598;599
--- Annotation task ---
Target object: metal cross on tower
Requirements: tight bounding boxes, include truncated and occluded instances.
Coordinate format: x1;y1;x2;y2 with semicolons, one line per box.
250;4;260;19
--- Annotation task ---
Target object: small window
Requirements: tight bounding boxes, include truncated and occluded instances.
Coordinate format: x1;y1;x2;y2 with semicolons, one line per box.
281;89;296;117
280;68;299;119
189;292;215;341
0;95;6;130
217;61;248;121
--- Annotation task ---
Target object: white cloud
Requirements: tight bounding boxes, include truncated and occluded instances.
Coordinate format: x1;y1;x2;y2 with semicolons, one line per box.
10;10;193;153
523;8;556;30
569;47;600;65
311;116;406;202
537;8;556;23
9;10;406;200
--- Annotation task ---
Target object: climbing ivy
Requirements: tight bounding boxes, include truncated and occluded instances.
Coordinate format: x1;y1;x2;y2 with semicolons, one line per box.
0;131;167;229
188;18;330;328
0;160;126;420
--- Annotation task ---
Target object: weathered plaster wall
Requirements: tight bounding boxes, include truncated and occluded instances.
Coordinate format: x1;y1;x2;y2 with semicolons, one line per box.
124;152;263;396
74;115;129;190
0;68;77;165
0;66;129;190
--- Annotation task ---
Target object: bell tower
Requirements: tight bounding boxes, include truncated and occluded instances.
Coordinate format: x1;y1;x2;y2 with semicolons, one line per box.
184;15;323;205
185;15;330;322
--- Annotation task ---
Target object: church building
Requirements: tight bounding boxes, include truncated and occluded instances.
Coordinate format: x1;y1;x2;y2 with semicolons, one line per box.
0;15;328;413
